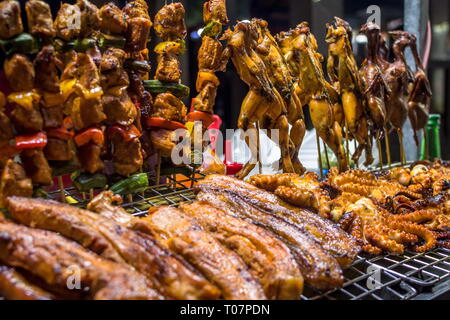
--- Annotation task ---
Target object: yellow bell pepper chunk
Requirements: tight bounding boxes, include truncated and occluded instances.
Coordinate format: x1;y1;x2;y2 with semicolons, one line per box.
60;78;77;102
7;91;40;111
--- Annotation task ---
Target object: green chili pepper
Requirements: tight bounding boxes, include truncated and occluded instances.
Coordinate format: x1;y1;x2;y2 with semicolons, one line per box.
109;173;149;195
71;171;108;192
202;21;223;38
51;160;80;177
124;59;151;73
143;80;190;99
0;33;39;55
98;34;126;51
54;38;96;53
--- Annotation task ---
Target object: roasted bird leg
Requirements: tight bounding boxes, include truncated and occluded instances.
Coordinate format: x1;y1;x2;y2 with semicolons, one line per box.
407;34;432;146
359;23;391;168
326;17;373;167
384;31;416;164
223;21;294;178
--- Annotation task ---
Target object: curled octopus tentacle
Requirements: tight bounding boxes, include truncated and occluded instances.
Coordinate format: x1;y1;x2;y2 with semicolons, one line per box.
392;210;438;224
388;221;437;253
248;174;297;192
338;183;373;197
365;225;405;255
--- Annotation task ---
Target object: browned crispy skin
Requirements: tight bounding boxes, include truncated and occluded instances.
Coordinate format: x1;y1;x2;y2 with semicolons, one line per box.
0;0;23;39
0;221;162;300
197;190;343;290
25;0;55;38
196;175;361;268
180;201;304;300
140;206;267;300
0;266;54;300
6;197;220;300
0;160;32;208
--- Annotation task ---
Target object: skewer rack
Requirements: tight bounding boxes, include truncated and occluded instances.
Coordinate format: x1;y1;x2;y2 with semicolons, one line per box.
43;170;450;300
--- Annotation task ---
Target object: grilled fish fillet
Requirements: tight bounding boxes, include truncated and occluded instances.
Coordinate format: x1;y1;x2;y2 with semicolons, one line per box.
197;191;344;290
195;175;361;268
0;266;54;300
0;221;161;300
6;197;220;300
180;201;304;300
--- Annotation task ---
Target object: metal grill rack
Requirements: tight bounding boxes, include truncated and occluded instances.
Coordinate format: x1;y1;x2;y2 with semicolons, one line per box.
45;171;450;301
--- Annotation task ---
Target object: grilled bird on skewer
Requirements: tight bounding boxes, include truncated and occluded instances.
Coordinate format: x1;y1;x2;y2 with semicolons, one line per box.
326;17;373;166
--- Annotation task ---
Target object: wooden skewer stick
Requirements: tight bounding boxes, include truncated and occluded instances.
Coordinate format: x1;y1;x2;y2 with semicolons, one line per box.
57;176;66;203
398;129;406;165
316;133;324;178
324;142;331;170
256;122;262;174
156;152;162;186
354;139;359;168
344;119;351;166
384;127;392;169
89;189;94;201
377;132;384;170
82;192;86;201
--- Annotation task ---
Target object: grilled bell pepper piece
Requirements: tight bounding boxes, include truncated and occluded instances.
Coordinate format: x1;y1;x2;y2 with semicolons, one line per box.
143;80;190;99
109;125;142;142
74;128;104;147
110;173;149;195
15;132;47;149
202;21;223;38
51;159;79;177
154;40;186;55
145;117;187;131
0;33;39;56
7;91;40;111
71;171;108;193
54;38;96;53
98;34;126;51
124;59;151;73
186;111;215;128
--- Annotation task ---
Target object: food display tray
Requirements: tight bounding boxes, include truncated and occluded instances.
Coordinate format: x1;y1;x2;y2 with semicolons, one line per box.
42;170;450;301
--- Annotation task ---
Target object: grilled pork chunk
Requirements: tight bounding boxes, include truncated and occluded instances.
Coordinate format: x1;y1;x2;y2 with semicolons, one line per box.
25;0;56;38
6;197;220;300
0;0;23;39
152;92;187;122
154;3;187;41
203;0;229;25
99;3;127;36
180;201;304;300
123;0;152;52
77;0;101;38
0;266;54;300
0;220;162;300
4;54;35;92
0;160;33;208
21;149;53;186
54;3;81;41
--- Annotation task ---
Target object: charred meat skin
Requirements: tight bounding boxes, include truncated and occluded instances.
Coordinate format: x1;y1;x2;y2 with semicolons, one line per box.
154;3;187;41
0;0;23;40
99;3;127;36
180;201;304;300
0;220;162;300
6;197;220;300
0;266;54;300
0;160;33;208
25;0;56;38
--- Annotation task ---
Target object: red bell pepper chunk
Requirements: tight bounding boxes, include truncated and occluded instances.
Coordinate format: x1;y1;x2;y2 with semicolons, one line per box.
145;117;187;131
74;127;104;147
47;117;75;140
15;132;48;149
109;125;142;142
186;111;215;129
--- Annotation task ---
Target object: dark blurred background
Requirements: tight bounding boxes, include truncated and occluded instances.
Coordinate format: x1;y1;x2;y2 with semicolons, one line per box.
9;0;450;160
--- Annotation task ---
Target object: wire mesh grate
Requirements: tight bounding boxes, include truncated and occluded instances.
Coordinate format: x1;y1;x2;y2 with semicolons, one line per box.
44;171;450;301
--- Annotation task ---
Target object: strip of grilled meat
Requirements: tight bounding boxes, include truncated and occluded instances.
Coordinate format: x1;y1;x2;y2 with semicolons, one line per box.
87;192;266;300
6;197;220;300
25;0;55;39
196;175;361;268
0;266;54;300
0;0;23;39
0;220;162;300
180;201;304;300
